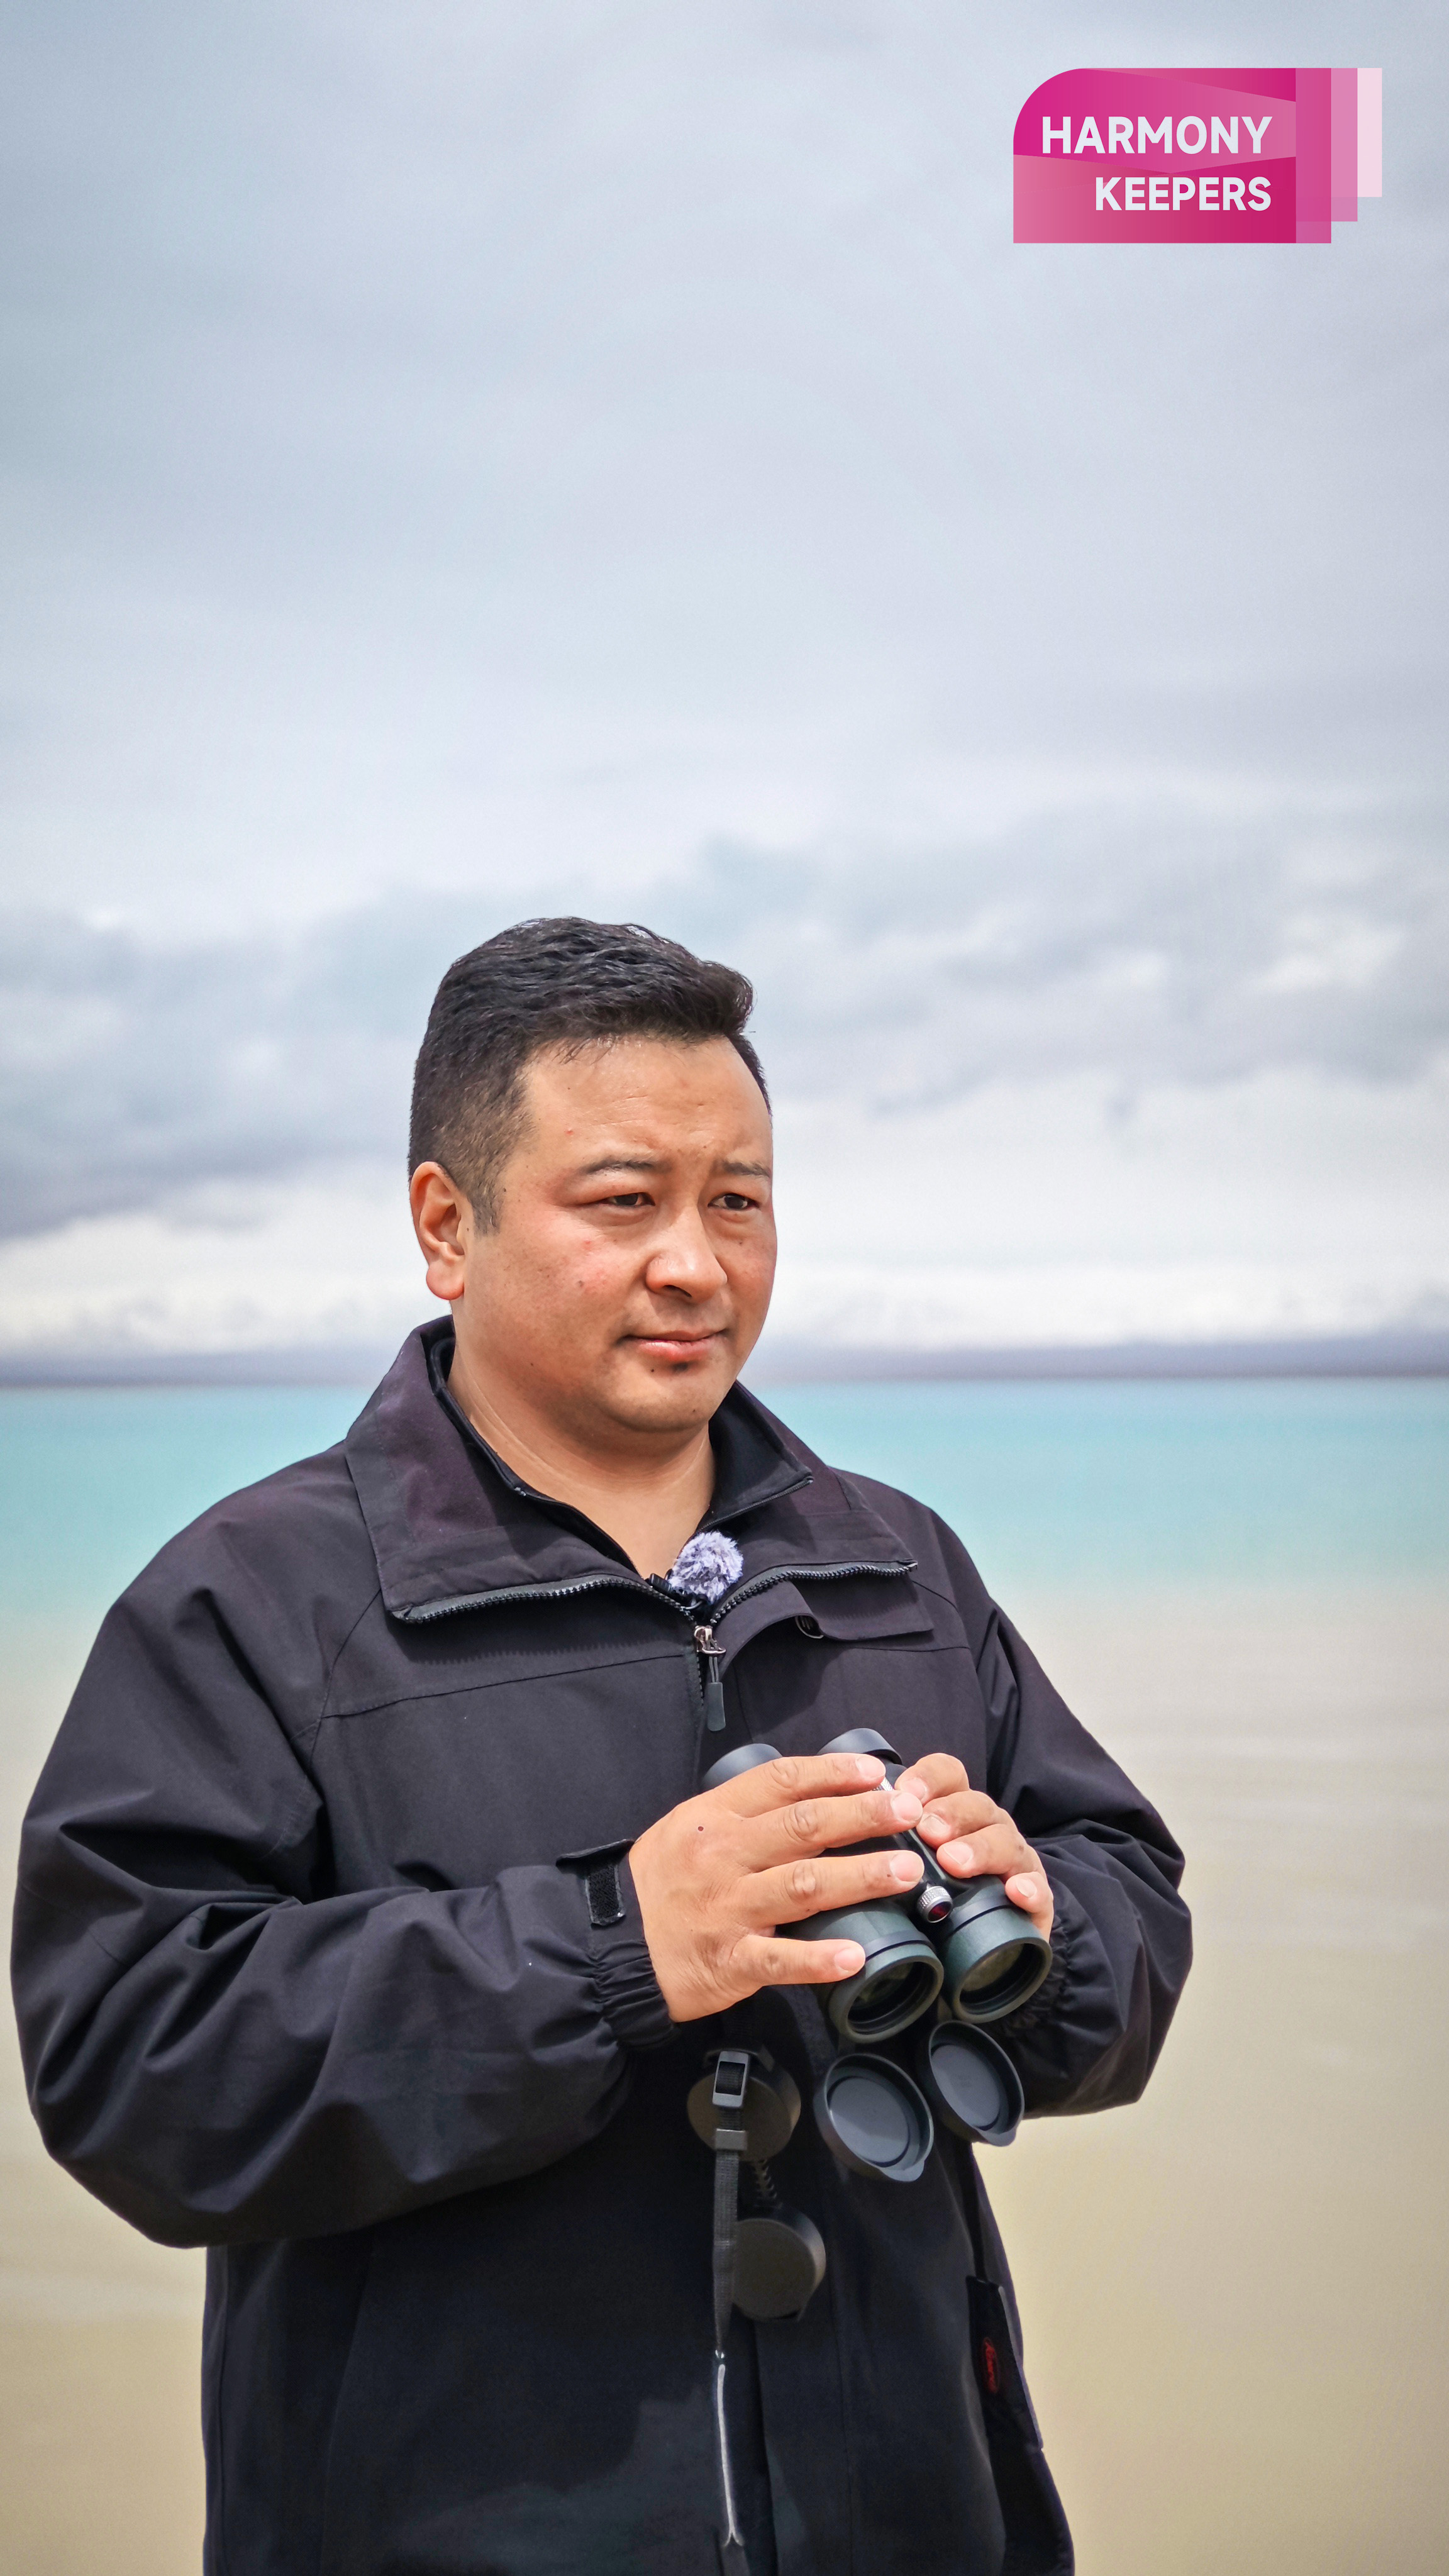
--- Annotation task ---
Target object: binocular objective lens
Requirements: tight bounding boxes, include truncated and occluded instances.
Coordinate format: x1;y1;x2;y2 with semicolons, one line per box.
956;1940;1030;1997
845;1958;941;2040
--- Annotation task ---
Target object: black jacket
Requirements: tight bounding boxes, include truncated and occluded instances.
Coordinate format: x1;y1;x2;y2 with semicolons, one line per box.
12;1323;1190;2576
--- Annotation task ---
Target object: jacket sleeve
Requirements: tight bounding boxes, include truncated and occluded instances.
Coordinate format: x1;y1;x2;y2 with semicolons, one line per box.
931;1516;1191;2118
10;1574;673;2251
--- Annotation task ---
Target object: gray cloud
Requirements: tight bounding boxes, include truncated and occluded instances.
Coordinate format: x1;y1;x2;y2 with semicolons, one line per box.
3;3;1445;936
2;0;1446;1318
5;787;1444;1240
679;806;1449;1106
0;904;447;1238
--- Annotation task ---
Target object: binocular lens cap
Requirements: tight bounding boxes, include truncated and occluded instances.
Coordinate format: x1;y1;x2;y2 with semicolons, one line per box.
917;2022;1024;2148
686;2052;801;2162
734;2209;827;2322
814;2053;934;2184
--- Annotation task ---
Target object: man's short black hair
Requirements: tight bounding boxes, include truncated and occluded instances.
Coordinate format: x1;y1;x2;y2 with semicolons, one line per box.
409;916;769;1221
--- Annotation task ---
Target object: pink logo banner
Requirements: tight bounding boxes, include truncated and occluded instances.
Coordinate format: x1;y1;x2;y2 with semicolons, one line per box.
1014;67;1382;244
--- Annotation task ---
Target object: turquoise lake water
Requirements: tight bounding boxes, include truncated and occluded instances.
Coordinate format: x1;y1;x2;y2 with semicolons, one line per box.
3;1378;1447;2575
1;1377;1445;1638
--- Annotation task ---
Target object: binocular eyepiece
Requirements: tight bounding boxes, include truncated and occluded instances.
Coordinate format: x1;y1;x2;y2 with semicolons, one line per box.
703;1726;1052;2042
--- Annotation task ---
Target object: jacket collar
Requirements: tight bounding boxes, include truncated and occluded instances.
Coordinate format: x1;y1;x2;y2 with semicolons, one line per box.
345;1319;913;1622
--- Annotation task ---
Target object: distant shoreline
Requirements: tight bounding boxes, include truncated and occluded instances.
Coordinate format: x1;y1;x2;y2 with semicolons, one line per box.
3;1330;1447;1388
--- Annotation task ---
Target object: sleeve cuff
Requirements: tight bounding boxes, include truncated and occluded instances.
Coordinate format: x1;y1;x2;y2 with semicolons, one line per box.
586;1855;675;2051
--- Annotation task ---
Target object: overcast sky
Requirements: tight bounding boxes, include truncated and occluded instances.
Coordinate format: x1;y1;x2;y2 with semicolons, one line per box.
2;1;1445;1362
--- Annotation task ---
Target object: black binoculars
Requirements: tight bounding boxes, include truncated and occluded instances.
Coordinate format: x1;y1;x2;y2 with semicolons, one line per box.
703;1726;1053;2041
689;1724;1052;2514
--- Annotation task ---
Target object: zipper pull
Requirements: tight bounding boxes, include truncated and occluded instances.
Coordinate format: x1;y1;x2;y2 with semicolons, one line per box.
694;1623;727;1732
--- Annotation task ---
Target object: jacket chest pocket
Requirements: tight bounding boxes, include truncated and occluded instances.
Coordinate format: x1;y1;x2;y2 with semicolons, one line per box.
726;1599;992;1786
312;1646;700;1891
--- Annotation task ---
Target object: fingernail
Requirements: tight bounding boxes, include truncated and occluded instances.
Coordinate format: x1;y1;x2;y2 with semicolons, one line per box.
833;1945;865;1972
888;1854;923;1885
889;1792;923;1824
896;1770;928;1799
944;1841;974;1871
851;1758;884;1782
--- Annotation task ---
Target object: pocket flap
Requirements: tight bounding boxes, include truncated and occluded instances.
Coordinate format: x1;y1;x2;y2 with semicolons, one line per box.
717;1579;935;1662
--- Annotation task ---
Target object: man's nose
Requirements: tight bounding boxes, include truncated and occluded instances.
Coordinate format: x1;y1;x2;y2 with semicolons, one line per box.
643;1209;728;1300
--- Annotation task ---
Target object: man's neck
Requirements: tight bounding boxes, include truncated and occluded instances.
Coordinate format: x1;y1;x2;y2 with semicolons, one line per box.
446;1340;716;1579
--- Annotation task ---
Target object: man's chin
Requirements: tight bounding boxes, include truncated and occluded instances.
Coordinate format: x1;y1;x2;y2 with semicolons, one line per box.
602;1345;736;1431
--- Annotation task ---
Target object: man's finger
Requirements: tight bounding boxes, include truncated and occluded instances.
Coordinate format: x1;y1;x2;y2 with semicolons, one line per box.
1004;1872;1055;1935
933;1821;1034;1880
915;1790;1001;1842
740;1783;924;1865
739;1846;926;1928
718;1752;885;1816
737;1932;867;1989
893;1753;970;1804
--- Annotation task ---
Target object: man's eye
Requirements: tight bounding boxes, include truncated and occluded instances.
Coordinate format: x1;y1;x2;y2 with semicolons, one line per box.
715;1193;757;1212
602;1192;650;1209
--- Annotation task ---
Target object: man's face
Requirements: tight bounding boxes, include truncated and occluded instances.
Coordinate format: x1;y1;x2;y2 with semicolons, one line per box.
446;1036;775;1444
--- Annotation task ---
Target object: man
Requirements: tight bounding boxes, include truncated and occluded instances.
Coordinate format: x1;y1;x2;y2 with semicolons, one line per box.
13;917;1191;2576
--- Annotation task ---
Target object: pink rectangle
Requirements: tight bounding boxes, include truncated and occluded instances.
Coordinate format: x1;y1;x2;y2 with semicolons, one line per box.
1295;67;1331;242
1013;156;1292;244
1010;64;1379;246
1013;70;1296;164
1331;69;1357;221
1358;67;1382;195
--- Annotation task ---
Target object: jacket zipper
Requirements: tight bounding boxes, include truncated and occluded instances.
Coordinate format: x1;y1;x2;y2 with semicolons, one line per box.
401;1572;647;1623
400;1554;916;1629
694;1624;726;1732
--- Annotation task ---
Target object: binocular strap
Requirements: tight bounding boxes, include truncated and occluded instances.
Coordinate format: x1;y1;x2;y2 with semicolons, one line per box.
710;2136;751;2575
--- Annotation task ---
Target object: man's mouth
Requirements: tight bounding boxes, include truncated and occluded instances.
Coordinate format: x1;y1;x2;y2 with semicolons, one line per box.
625;1328;726;1358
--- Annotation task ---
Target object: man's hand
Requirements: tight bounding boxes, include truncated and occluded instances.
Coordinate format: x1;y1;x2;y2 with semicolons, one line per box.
628;1753;928;2023
896;1753;1054;1940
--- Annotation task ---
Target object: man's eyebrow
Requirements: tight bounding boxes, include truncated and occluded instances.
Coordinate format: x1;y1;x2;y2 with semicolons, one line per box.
572;1155;667;1179
569;1154;772;1180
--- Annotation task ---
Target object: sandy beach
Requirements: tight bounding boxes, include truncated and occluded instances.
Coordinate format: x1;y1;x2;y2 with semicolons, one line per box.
2;1630;205;2572
991;1585;1449;2576
4;1577;1446;2570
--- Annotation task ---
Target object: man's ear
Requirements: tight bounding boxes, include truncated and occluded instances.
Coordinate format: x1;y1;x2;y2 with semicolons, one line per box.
409;1163;472;1304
